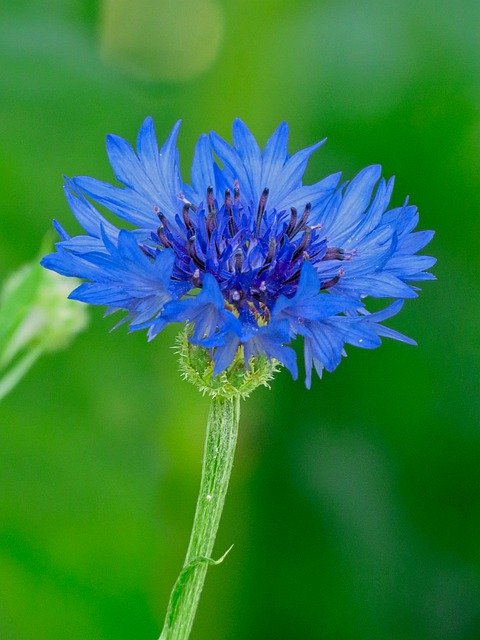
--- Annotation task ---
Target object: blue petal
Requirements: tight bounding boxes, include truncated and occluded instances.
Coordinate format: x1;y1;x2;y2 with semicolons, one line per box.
74;176;158;227
397;230;435;253
45;227;175;330
190;134;216;201
52;219;70;241
160;274;234;342
277;172;342;213
342;176;395;246
333;273;418;299
106;133;152;192
243;321;298;379
261;122;289;190
273;261;360;331
136;116;161;182
271;139;326;205
232;119;262;202
63;178;119;239
212;332;241;375
326;165;382;240
209;130;253;204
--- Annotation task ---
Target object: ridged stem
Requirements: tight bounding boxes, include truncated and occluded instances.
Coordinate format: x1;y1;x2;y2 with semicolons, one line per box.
159;395;241;640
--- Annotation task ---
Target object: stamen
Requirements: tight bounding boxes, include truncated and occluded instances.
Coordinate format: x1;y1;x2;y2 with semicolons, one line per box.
178;193;197;213
225;188;237;236
154;207;170;229
182;204;195;235
288;203;312;239
234;250;243;273
140;244;155;258
205;186;217;237
256;187;269;235
265;237;276;263
292;203;312;237
231;289;242;302
207;186;215;214
206;211;217;237
324;247;346;261
228;213;237;237
256;238;277;278
322;269;345;290
233;179;241;204
157;226;172;248
292;227;312;261
283;268;301;284
187;236;205;269
285;207;298;237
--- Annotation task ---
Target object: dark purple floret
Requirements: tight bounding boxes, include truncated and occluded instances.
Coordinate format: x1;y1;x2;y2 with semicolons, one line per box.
152;185;343;326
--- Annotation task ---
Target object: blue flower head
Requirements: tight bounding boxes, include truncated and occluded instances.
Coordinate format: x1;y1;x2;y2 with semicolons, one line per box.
42;118;435;387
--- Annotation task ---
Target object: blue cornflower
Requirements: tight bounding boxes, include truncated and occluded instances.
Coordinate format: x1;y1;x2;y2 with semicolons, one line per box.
41;118;435;386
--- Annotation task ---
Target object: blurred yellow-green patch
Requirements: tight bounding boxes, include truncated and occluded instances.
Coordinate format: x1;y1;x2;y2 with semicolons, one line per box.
100;0;224;82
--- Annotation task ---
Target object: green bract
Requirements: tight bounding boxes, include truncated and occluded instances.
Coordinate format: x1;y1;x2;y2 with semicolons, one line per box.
176;327;278;399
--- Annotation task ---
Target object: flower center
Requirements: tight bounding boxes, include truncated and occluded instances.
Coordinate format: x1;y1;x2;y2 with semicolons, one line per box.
150;184;351;320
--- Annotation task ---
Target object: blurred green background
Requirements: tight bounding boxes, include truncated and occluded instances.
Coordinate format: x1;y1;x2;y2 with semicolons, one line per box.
0;1;478;638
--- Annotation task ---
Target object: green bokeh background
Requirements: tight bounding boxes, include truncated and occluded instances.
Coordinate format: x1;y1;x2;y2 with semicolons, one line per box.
1;1;478;638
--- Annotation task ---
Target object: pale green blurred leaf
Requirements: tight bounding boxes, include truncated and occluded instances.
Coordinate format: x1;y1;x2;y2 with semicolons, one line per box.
0;263;42;347
0;256;89;401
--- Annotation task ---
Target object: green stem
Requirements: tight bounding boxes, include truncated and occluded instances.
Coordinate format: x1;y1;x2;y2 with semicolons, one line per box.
159;394;241;640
